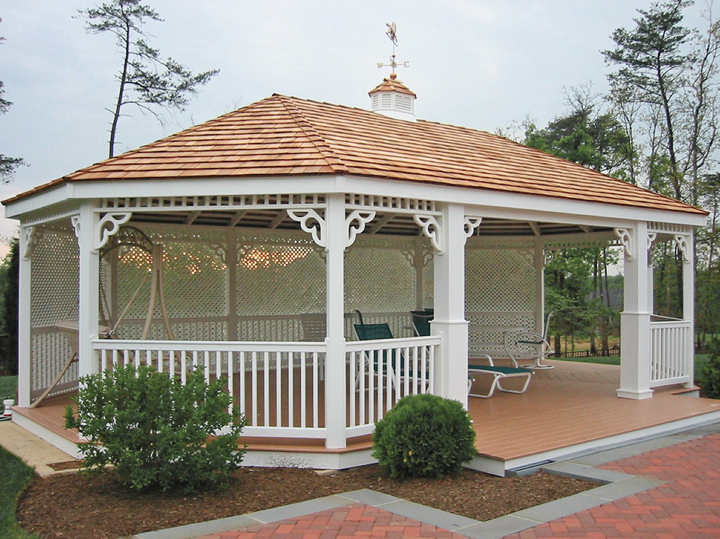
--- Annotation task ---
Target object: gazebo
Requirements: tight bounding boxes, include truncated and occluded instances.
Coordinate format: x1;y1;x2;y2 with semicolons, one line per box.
4;77;708;470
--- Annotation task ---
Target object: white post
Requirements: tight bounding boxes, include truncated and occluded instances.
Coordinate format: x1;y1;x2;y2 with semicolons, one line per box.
534;238;545;335
325;194;346;448
76;204;101;376
682;232;695;388
432;203;469;407
618;223;653;399
414;236;424;311
226;231;238;341
17;228;32;407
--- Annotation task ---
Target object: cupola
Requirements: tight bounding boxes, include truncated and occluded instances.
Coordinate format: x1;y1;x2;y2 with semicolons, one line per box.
368;73;417;122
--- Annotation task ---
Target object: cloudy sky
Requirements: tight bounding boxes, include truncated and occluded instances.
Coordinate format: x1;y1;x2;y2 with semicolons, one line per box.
0;0;710;251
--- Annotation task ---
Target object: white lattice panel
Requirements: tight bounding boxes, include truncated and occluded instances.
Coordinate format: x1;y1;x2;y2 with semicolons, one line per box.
236;244;325;317
31;228;79;328
29;226;80;395
466;249;536;313
345;247;415;314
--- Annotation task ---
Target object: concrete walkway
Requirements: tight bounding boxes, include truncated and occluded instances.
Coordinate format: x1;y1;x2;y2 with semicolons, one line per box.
131;421;720;539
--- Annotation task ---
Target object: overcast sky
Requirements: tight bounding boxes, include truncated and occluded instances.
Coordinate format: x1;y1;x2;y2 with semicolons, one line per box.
0;0;710;251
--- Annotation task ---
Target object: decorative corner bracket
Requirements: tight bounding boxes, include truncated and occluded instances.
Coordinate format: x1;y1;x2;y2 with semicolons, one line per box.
614;228;634;261
674;234;691;263
543;248;558;267
345;210;376;249
646;232;657;265
287;209;326;248
94;212;132;252
414;214;443;254
21;226;42;260
516;249;535;267
463;216;482;243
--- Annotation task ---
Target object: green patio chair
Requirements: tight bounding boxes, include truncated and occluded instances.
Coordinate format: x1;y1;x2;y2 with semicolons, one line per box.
468;355;534;398
353;322;429;392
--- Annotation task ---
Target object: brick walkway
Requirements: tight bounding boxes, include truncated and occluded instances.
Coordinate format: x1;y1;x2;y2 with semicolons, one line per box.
505;432;720;539
186;431;720;539
196;502;467;538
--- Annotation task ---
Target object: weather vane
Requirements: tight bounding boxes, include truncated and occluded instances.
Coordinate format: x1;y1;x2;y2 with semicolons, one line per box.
377;22;409;79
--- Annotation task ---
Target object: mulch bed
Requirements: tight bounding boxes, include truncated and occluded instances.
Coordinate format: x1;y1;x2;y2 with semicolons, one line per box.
17;465;595;539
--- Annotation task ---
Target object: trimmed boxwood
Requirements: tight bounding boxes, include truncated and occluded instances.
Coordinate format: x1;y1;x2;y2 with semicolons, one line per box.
64;364;245;492
372;393;476;479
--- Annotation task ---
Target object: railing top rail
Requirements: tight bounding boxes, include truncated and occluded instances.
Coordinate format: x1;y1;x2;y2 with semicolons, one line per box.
345;335;441;351
92;339;327;353
649;319;691;327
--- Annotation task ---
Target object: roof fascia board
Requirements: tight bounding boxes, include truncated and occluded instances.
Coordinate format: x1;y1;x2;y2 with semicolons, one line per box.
4;175;343;219
341;176;707;228
4;183;76;220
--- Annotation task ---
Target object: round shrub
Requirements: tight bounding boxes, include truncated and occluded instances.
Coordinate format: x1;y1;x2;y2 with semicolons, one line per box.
700;340;720;399
372;393;476;479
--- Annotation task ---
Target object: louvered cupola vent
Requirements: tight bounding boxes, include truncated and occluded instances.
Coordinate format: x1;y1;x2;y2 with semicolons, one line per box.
368;74;417;122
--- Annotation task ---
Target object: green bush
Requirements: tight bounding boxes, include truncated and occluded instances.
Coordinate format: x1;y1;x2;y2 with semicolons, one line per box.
372;393;476;479
699;340;720;399
64;364;246;492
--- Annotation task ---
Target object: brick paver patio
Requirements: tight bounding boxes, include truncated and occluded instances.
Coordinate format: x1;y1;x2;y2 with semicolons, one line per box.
505;432;720;539
188;431;720;539
195;502;467;538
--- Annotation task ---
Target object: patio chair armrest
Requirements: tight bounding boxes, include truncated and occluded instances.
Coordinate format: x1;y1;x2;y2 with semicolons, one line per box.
470;354;495;366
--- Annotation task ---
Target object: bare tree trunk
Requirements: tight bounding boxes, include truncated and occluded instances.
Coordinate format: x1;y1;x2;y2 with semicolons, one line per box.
108;22;131;159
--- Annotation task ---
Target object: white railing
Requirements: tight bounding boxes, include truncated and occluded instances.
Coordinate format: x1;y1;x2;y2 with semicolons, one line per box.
649;320;692;388
92;339;327;438
345;335;440;436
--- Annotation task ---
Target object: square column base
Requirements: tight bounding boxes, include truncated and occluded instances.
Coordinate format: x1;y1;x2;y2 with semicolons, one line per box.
616;388;654;400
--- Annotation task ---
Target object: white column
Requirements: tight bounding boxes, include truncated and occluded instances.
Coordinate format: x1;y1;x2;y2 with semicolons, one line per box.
17;228;32;407
76;204;101;376
617;223;653;399
431;203;469;407
324;194;346;448
413;236;424;311
534;238;545;334
681;232;695;388
226;232;238;341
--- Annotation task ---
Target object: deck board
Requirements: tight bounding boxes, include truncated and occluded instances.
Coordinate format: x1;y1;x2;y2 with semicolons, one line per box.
13;360;720;465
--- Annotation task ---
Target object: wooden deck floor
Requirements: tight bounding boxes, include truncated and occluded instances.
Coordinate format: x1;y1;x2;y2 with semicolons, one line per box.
469;360;720;466
13;359;720;472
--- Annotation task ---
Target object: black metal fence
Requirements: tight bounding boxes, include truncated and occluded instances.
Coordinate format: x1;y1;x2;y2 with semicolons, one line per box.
548;348;621;359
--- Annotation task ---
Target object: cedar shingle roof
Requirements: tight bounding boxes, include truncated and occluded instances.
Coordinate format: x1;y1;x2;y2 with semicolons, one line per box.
4;94;705;215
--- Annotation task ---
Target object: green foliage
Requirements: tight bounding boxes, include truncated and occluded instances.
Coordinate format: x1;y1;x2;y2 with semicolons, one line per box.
0;19;27;183
64;364;245;492
372;393;476;479
0;238;19;375
699;341;720;399
79;0;219;157
0;445;40;538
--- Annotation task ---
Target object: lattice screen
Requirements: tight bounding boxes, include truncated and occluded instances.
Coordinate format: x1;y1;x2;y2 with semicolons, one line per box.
30;224;79;396
465;247;537;350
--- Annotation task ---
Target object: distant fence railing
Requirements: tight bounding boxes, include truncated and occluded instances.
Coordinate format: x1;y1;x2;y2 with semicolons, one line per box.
548;348;621;359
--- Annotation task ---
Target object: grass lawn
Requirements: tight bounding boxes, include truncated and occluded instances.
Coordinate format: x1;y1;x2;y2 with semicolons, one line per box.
1;375;18;400
555;355;621;366
0;445;40;538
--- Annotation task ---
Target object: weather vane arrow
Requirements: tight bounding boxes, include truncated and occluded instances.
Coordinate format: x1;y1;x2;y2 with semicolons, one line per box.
377;22;409;78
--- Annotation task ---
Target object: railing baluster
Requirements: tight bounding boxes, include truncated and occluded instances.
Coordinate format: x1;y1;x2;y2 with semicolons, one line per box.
263;351;270;427
312;352;319;429
349;350;356;428
276;352;282;428
288;352;294;428
251;351;258;427
300;352;306;429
